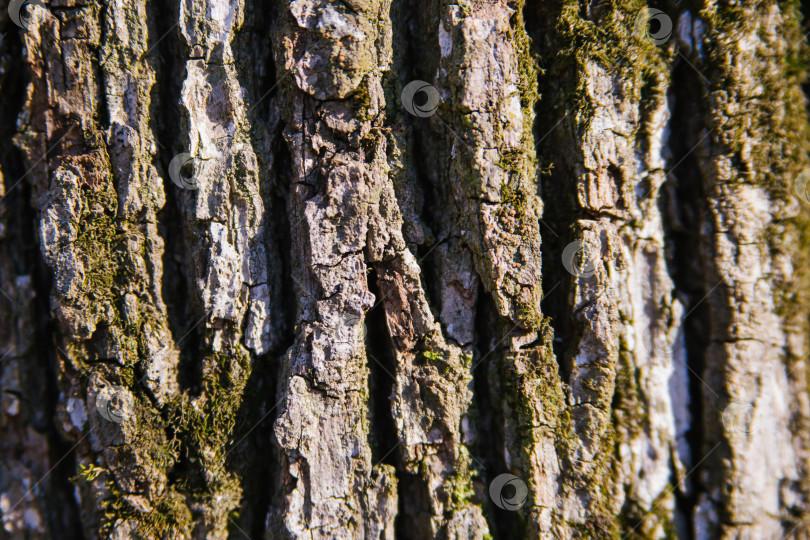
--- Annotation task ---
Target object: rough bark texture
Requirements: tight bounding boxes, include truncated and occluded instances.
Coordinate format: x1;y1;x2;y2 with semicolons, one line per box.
2;0;810;538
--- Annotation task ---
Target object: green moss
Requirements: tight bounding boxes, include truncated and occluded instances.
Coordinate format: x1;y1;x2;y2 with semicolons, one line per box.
534;0;670;133
77;183;119;295
76;463;105;482
618;487;677;539
446;446;477;509
422;350;445;362
502;320;626;534
99;481;193;539
698;0;809;196
174;349;251;453
61;14;264;539
160;347;252;531
461;353;473;367
612;347;648;438
500;324;565;531
353;76;373;122
74;174;164;368
74;163;250;533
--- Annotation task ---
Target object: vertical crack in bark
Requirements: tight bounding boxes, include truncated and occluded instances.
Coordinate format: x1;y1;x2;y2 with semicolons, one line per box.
395;0;484;356
165;0;290;535
269;0;495;532
155;0;202;396
228;0;289;536
409;1;552;538
663;27;710;538
175;0;284;357
468;291;506;537
150;9;215;529
365;271;398;470
375;253;488;538
0;42;84;540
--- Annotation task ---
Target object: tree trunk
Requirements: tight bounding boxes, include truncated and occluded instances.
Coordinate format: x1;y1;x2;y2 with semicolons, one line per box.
1;0;810;538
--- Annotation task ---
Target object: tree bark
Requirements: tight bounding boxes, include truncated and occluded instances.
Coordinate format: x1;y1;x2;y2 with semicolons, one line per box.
1;0;810;538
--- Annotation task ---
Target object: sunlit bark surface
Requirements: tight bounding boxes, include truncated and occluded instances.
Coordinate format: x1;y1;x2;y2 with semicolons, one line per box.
1;0;810;538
